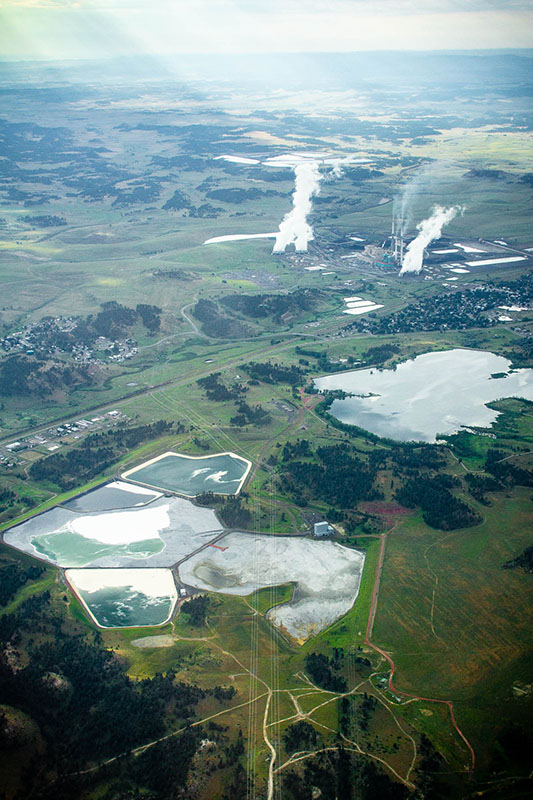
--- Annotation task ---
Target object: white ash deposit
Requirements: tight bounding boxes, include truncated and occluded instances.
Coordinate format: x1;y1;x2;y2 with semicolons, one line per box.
178;532;365;642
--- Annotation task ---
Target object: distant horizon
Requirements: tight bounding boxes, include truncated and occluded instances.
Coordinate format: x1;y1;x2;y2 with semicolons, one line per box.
1;47;533;65
2;1;532;62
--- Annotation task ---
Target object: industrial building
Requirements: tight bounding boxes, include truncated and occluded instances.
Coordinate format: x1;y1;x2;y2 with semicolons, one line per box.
314;521;334;537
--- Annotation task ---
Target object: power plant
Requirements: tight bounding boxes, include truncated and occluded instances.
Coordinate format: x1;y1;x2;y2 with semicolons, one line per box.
390;198;462;275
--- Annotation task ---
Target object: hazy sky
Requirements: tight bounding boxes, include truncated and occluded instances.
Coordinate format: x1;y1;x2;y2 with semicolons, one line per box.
1;0;532;60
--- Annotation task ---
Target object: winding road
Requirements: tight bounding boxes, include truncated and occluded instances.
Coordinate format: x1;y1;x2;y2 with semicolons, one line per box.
363;525;476;775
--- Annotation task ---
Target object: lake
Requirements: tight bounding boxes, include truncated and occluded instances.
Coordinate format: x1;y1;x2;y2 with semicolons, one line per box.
313;348;533;442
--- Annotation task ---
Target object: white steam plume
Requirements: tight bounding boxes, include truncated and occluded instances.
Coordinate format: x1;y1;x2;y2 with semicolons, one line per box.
329;158;344;179
273;161;322;253
400;205;461;275
393;177;420;236
393;167;435;237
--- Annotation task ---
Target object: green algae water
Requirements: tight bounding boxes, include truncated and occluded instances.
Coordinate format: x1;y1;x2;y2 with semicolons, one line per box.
77;586;174;627
123;451;251;496
66;568;177;628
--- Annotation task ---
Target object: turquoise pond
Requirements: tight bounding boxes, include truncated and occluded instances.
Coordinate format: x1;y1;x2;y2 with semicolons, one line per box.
32;529;164;566
75;587;174;628
66;569;177;628
3;489;222;569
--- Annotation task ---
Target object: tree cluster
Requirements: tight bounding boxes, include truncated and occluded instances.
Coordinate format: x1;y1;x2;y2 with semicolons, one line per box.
283;747;408;800
192;298;252;339
282;443;379;508
0;561;45;606
129;731;201;799
181;595;210;627
152;267;192;281
0;487;16;507
29;420;177;490
241;360;306;386
283;721;318;755
22;214;66;226
162;189;190;209
281;438;312;462
206;186;281;204
305;652;347;692
464;472;502;504
0;592;204;797
360;343;399;366
230;400;271;427
221;288;320;322
29;438;116;490
217;495;253;529
389;446;446;470
0;354;92;397
197;372;245;401
395;475;481;530
87;300;161;338
485;448;533;487
502;545;533;574
357;693;378;732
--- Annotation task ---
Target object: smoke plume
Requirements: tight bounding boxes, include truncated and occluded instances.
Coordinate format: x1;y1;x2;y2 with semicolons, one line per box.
394;176;422;236
393;166;435;237
329;158;345;179
400;205;461;275
273;161;322;253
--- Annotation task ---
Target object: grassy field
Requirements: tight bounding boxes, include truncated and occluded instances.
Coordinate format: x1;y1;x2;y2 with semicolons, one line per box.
372;489;533;772
248;583;295;616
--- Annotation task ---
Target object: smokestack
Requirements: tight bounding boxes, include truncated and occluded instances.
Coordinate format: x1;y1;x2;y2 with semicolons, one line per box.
400;205;461;275
391;231;404;266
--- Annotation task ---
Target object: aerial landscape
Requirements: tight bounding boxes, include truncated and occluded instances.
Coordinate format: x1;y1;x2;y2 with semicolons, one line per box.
0;2;532;798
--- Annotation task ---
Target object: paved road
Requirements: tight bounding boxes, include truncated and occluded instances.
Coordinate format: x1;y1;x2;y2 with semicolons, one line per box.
0;312;370;447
